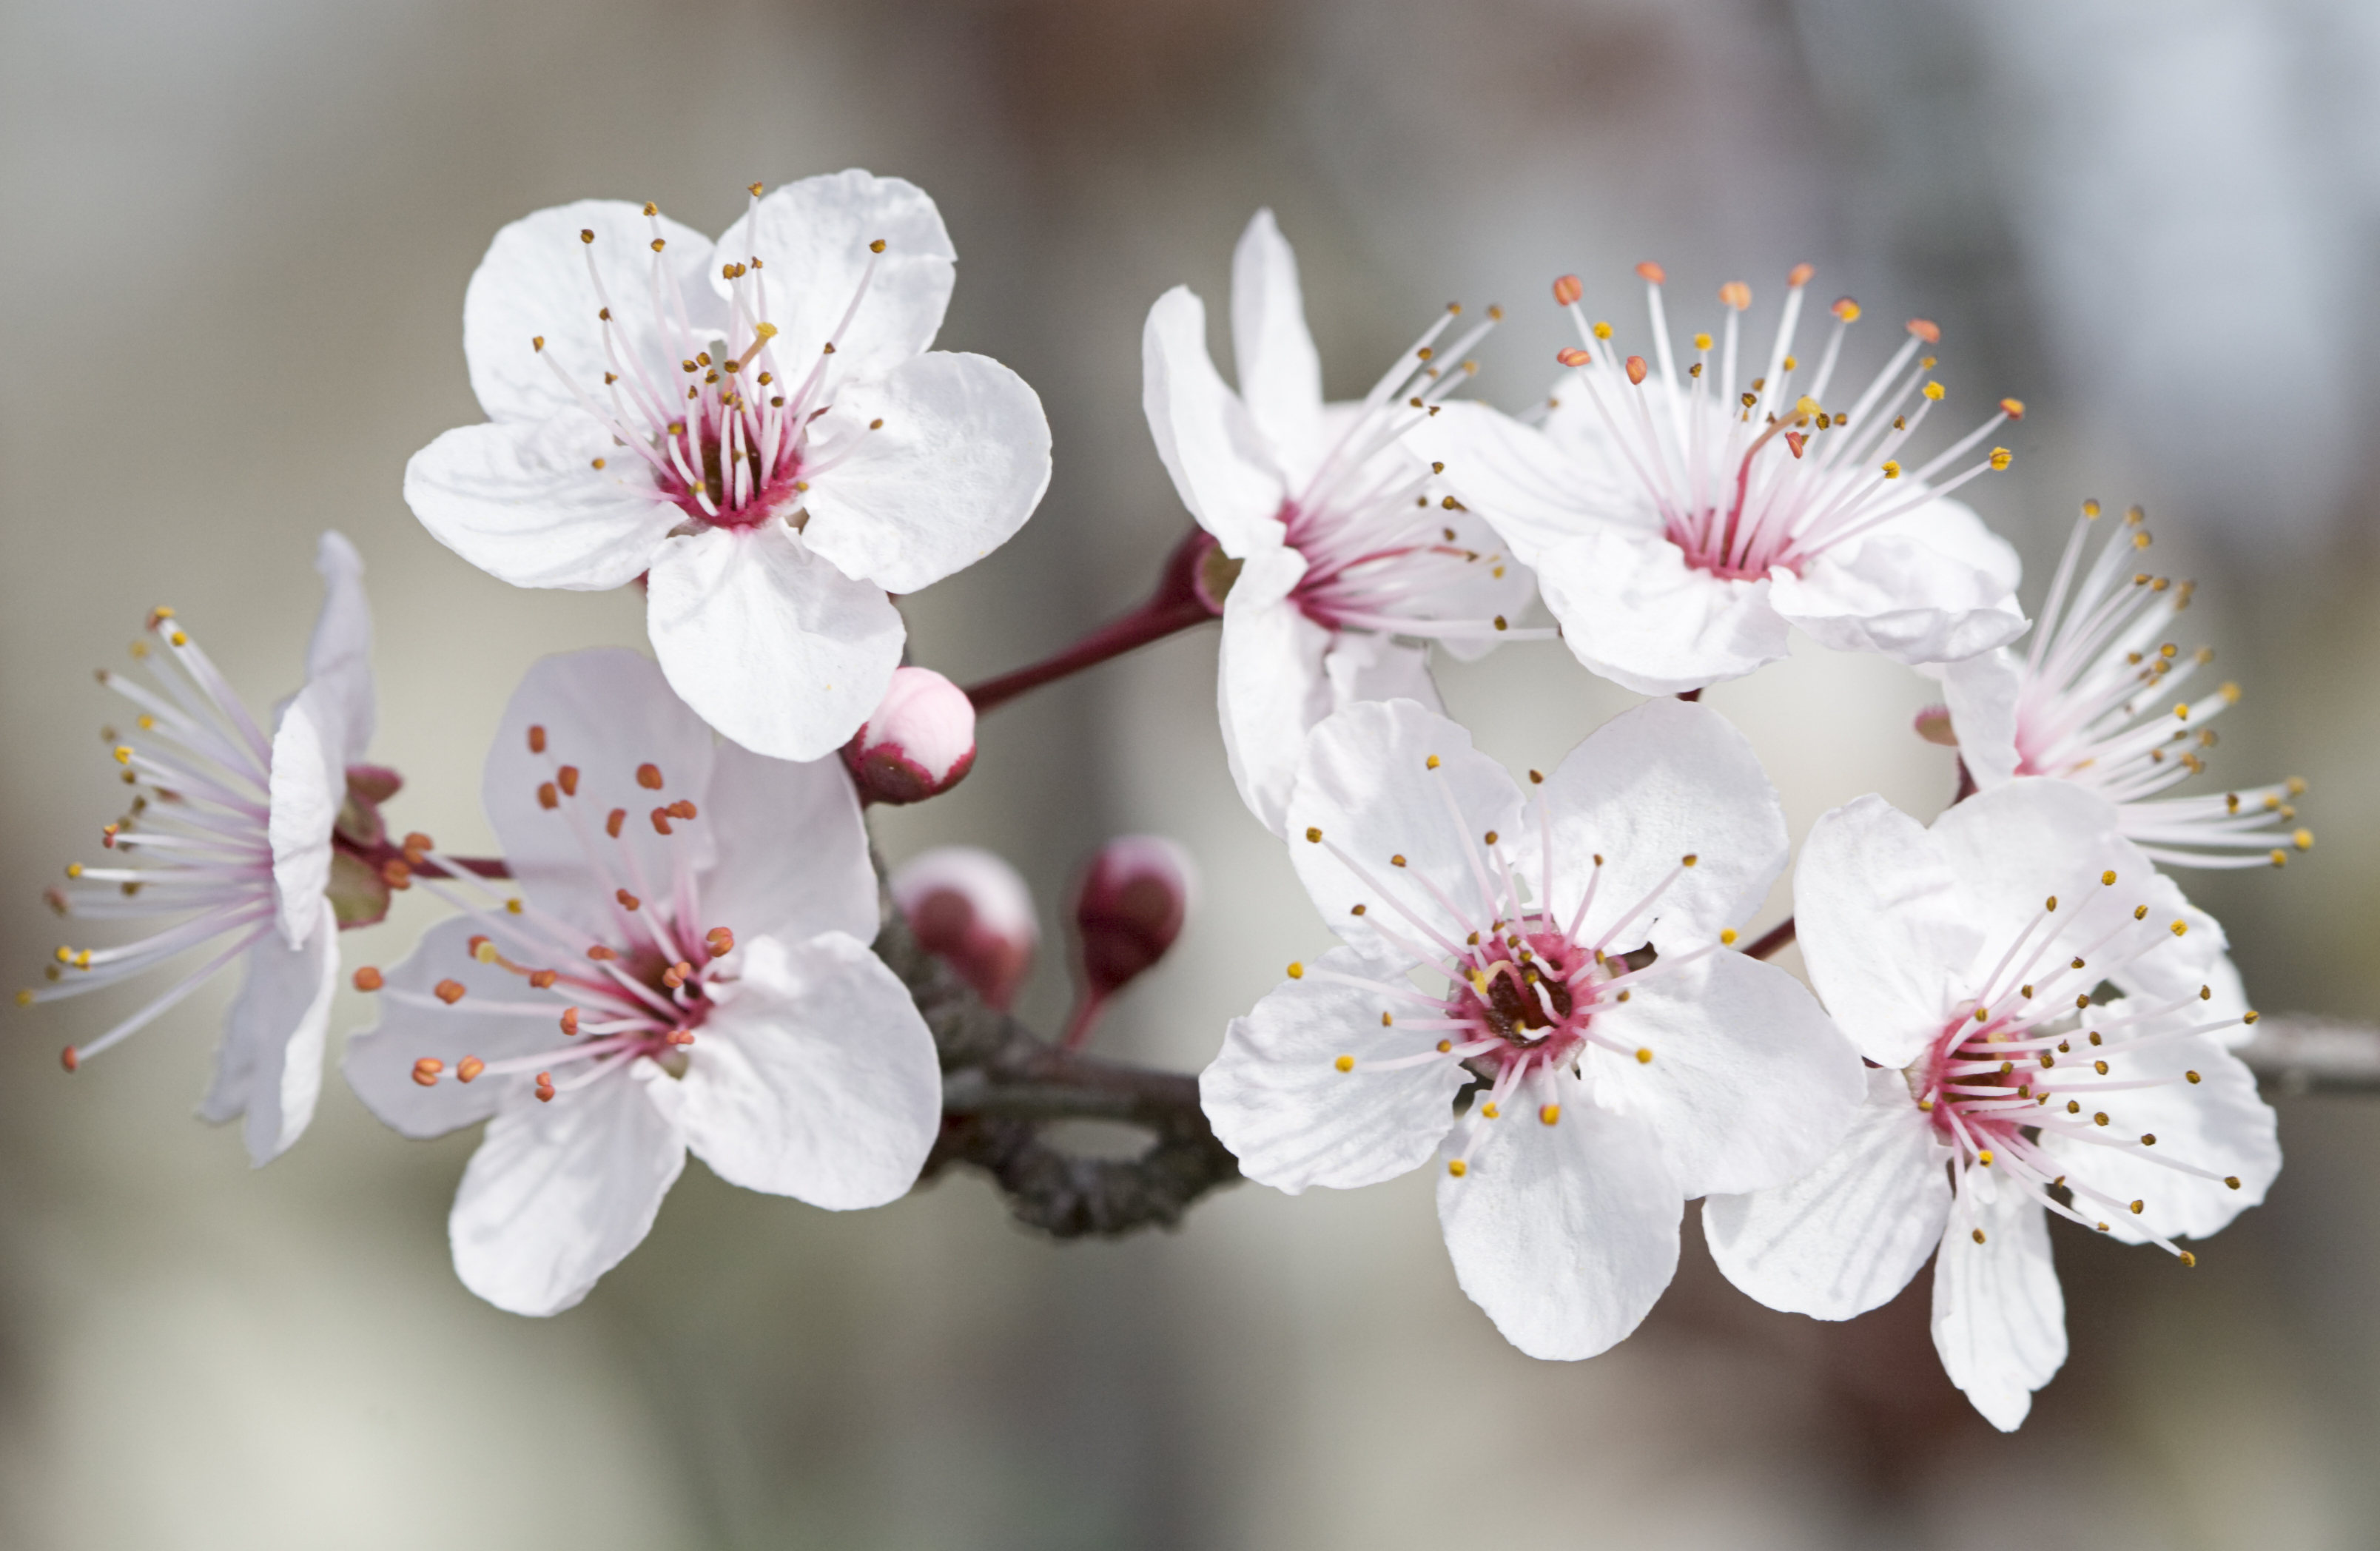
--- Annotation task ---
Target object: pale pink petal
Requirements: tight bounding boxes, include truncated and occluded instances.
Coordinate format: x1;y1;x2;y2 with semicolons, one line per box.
1408;398;1641;570
1941;646;2023;787
1932;1185;2065;1432
1794;795;1985;1067
694;743;876;947
1436;1079;1683;1360
678;933;941;1208
712;171;955;385
644;522;904;761
1229;209;1325;482
201;896;339;1167
266;682;345;949
405;416;679;592
306;531;376;762
799;351;1052;593
1770;528;2028;667
1704;1068;1952;1319
1200;948;1465;1193
1142;285;1289;557
1538;525;1792;696
449;1063;687;1317
1214;557;1328;838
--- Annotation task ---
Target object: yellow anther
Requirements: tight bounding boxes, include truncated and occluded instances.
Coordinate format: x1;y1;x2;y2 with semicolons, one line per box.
506;899;524;914
1692;332;1713;351
2101;869;2117;886
1977;1149;1994;1166
1425;755;1441;770
1334;1054;1355;1073
1482;1103;1500;1120
1971;1228;1986;1244
1448;1160;1468;1177
1880;460;1902;480
1286;961;1304;980
2294;828;2314;850
1591;320;1613;340
2243;1010;2260;1024
1539;1104;1561;1126
1720;929;1738;946
2179;1251;2196;1268
2170;919;2188;937
2129;1200;2145;1214
112;746;132;765
13;990;29;1007
1923;380;1945;401
1436;1040;1451;1053
1989;447;2012;471
1304;827;1322;843
1635;1047;1653;1065
474;939;500;964
1681;852;1698;867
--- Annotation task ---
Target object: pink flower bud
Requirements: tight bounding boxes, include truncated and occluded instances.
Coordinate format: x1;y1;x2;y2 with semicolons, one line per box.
1062;836;1196;1047
890;846;1038;1011
842;667;976;806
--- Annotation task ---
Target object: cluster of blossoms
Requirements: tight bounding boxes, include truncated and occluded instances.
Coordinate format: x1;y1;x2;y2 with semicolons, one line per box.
25;181;2302;1427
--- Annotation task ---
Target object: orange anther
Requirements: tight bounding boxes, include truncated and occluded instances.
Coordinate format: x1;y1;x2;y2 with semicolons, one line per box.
410;1066;438;1088
383;859;413;890
434;978;466;1005
605;809;626;838
457;1056;485;1083
559;1007;580;1036
1786;263;1815;288
467;935;490;958
1784;431;1808;460
1719;280;1751;310
668;800;697;820
636;763;664;790
352;966;384;992
1556;346;1592;368
586;945;616;961
705;927;735;958
650;807;674;835
1906;317;1940;343
60;1046;78;1073
616;889;641;911
537;782;559;810
528;969;557;989
2000;397;2026;420
557;765;579;796
528;725;547;755
401;832;434;861
1552;274;1583;306
1831;297;1861;322
1624;355;1648;386
1634;260;1666;284
534;1074;556;1103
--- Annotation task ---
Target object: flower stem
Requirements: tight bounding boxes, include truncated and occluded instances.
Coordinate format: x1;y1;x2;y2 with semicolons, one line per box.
964;527;1226;713
1744;917;1796;960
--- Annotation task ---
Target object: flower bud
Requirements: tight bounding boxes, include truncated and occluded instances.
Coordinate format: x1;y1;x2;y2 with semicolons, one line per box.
1069;835;1196;1016
890;846;1038;1011
841;667;976;806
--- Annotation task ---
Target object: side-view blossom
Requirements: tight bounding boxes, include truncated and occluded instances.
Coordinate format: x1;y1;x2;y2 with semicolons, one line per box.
1704;780;2280;1430
24;533;375;1165
406;171;1052;761
343;648;941;1316
1201;696;1861;1359
1940;499;2311;869
1413;263;2027;695
1143;209;1539;833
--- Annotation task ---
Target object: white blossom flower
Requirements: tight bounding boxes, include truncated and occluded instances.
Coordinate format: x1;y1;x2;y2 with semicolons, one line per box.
1201;697;1860;1359
343;648;941;1316
1413;263;2028;696
406;171;1052;761
1940;500;2311;869
1143;209;1539;833
26;534;374;1165
1704;780;2280;1431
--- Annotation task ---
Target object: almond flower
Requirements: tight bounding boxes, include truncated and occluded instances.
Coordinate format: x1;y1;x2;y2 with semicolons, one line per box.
343;649;940;1316
1939;500;2311;869
1413;263;2026;695
1704;781;2279;1430
25;534;374;1165
1142;210;1539;834
405;171;1052;761
1201;698;1860;1359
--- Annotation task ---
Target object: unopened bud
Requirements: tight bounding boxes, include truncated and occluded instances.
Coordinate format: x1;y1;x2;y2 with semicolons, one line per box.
841;667;975;806
892;847;1037;1010
1070;835;1196;1007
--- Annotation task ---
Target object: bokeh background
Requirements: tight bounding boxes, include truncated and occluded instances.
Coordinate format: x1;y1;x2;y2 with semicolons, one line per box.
3;0;2378;1544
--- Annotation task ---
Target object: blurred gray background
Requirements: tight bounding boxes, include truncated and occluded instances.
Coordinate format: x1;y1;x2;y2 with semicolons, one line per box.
3;0;2377;1545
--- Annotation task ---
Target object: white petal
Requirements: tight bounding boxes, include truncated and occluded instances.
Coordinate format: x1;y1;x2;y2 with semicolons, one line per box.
1941;647;2023;788
679;933;940;1208
480;648;719;943
201;897;338;1166
1932;1185;2066;1432
1522;698;1787;959
1704;1067;1952;1319
306;531;376;762
645;522;904;761
2045;1012;2279;1244
462;198;716;425
1406;398;1634;570
1320;630;1439;713
340;917;581;1139
1229;209;1325;482
1200;948;1465;1194
1285;699;1524;962
1599;950;1863;1197
1795;795;1985;1067
1875;495;2023;595
266;681;345;950
1214;563;1327;838
1436;1077;1684;1360
1536;526;1792;696
449;1062;687;1317
405;416;679;592
1771;527;2028;667
1141;286;1288;557
713;171;955;384
1933;781;2236;1016
694;742;876;946
799;351;1052;593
